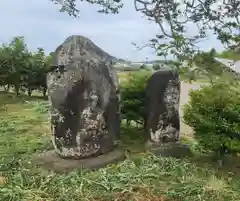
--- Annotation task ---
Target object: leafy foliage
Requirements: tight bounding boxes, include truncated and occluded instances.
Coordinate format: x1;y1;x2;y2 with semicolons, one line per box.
180;48;240;82
0;37;29;95
120;70;151;126
0;37;52;96
194;48;222;74
139;63;147;69
183;81;240;159
217;49;240;61
192;48;224;82
51;0;123;17
152;63;161;70
50;0;239;68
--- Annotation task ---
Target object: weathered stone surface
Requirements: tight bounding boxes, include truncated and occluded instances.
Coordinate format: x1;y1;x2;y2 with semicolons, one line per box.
46;35;120;159
144;69;180;143
32;148;125;173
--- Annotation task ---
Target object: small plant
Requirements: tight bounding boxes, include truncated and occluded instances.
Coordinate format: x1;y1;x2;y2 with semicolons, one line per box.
140;64;147;69
183;81;240;163
152;63;161;70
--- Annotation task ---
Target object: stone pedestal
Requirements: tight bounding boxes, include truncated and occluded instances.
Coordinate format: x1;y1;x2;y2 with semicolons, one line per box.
32;148;125;173
146;140;193;158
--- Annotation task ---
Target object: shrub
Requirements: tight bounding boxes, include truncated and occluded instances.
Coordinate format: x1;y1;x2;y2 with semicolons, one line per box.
152;63;161;70
140;64;147;69
183;81;240;159
120;70;152;126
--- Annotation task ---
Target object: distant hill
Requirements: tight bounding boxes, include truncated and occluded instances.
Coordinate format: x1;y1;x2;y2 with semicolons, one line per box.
132;60;174;64
116;58;129;63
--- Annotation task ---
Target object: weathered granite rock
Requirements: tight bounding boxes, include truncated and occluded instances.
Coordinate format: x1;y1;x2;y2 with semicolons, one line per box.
144;69;192;158
144;69;181;143
145;141;193;159
46;35;121;159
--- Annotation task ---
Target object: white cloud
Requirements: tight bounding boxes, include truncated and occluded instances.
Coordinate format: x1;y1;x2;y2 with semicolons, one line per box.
0;0;224;61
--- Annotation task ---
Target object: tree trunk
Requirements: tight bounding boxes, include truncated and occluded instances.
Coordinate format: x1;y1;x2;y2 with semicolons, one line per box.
3;85;7;91
42;87;47;97
7;84;10;92
14;84;20;96
212;146;227;167
28;88;32;96
126;119;131;127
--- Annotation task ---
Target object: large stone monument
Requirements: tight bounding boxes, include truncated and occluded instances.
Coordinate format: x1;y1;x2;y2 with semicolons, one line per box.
33;35;123;173
144;69;192;158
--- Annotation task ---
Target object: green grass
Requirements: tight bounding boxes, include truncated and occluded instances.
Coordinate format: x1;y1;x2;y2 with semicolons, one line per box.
1;92;240;201
117;70;212;85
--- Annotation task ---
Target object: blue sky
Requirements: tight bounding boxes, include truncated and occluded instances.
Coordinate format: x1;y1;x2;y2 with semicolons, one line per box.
0;0;225;61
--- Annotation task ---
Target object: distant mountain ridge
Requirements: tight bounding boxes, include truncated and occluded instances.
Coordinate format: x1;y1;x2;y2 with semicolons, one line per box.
135;60;173;64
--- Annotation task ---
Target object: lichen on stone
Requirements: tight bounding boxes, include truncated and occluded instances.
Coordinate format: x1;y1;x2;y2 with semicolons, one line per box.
145;69;180;144
47;35;120;159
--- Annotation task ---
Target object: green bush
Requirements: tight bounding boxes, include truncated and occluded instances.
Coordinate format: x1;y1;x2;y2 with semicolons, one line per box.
152;63;161;70
120;70;152;126
183;81;240;157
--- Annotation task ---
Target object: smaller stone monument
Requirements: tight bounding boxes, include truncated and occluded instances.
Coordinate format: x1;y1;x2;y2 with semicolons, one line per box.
144;69;192;158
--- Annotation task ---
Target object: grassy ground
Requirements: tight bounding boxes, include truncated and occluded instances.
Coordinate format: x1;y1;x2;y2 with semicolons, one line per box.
1;91;240;201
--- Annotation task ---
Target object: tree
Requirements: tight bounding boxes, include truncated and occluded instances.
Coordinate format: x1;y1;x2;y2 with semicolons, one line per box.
140;64;147;69
217;49;240;61
50;0;239;69
22;48;52;96
0;45;12;90
0;37;52;97
22;48;43;96
183;81;240;164
42;54;53;96
0;37;30;95
193;48;224;82
120;70;152;127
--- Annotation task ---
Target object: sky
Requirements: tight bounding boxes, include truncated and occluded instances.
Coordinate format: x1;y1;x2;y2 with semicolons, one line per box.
0;0;225;61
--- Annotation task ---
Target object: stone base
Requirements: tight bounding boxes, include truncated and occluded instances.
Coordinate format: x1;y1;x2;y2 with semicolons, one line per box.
32;148;125;173
146;140;193;159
